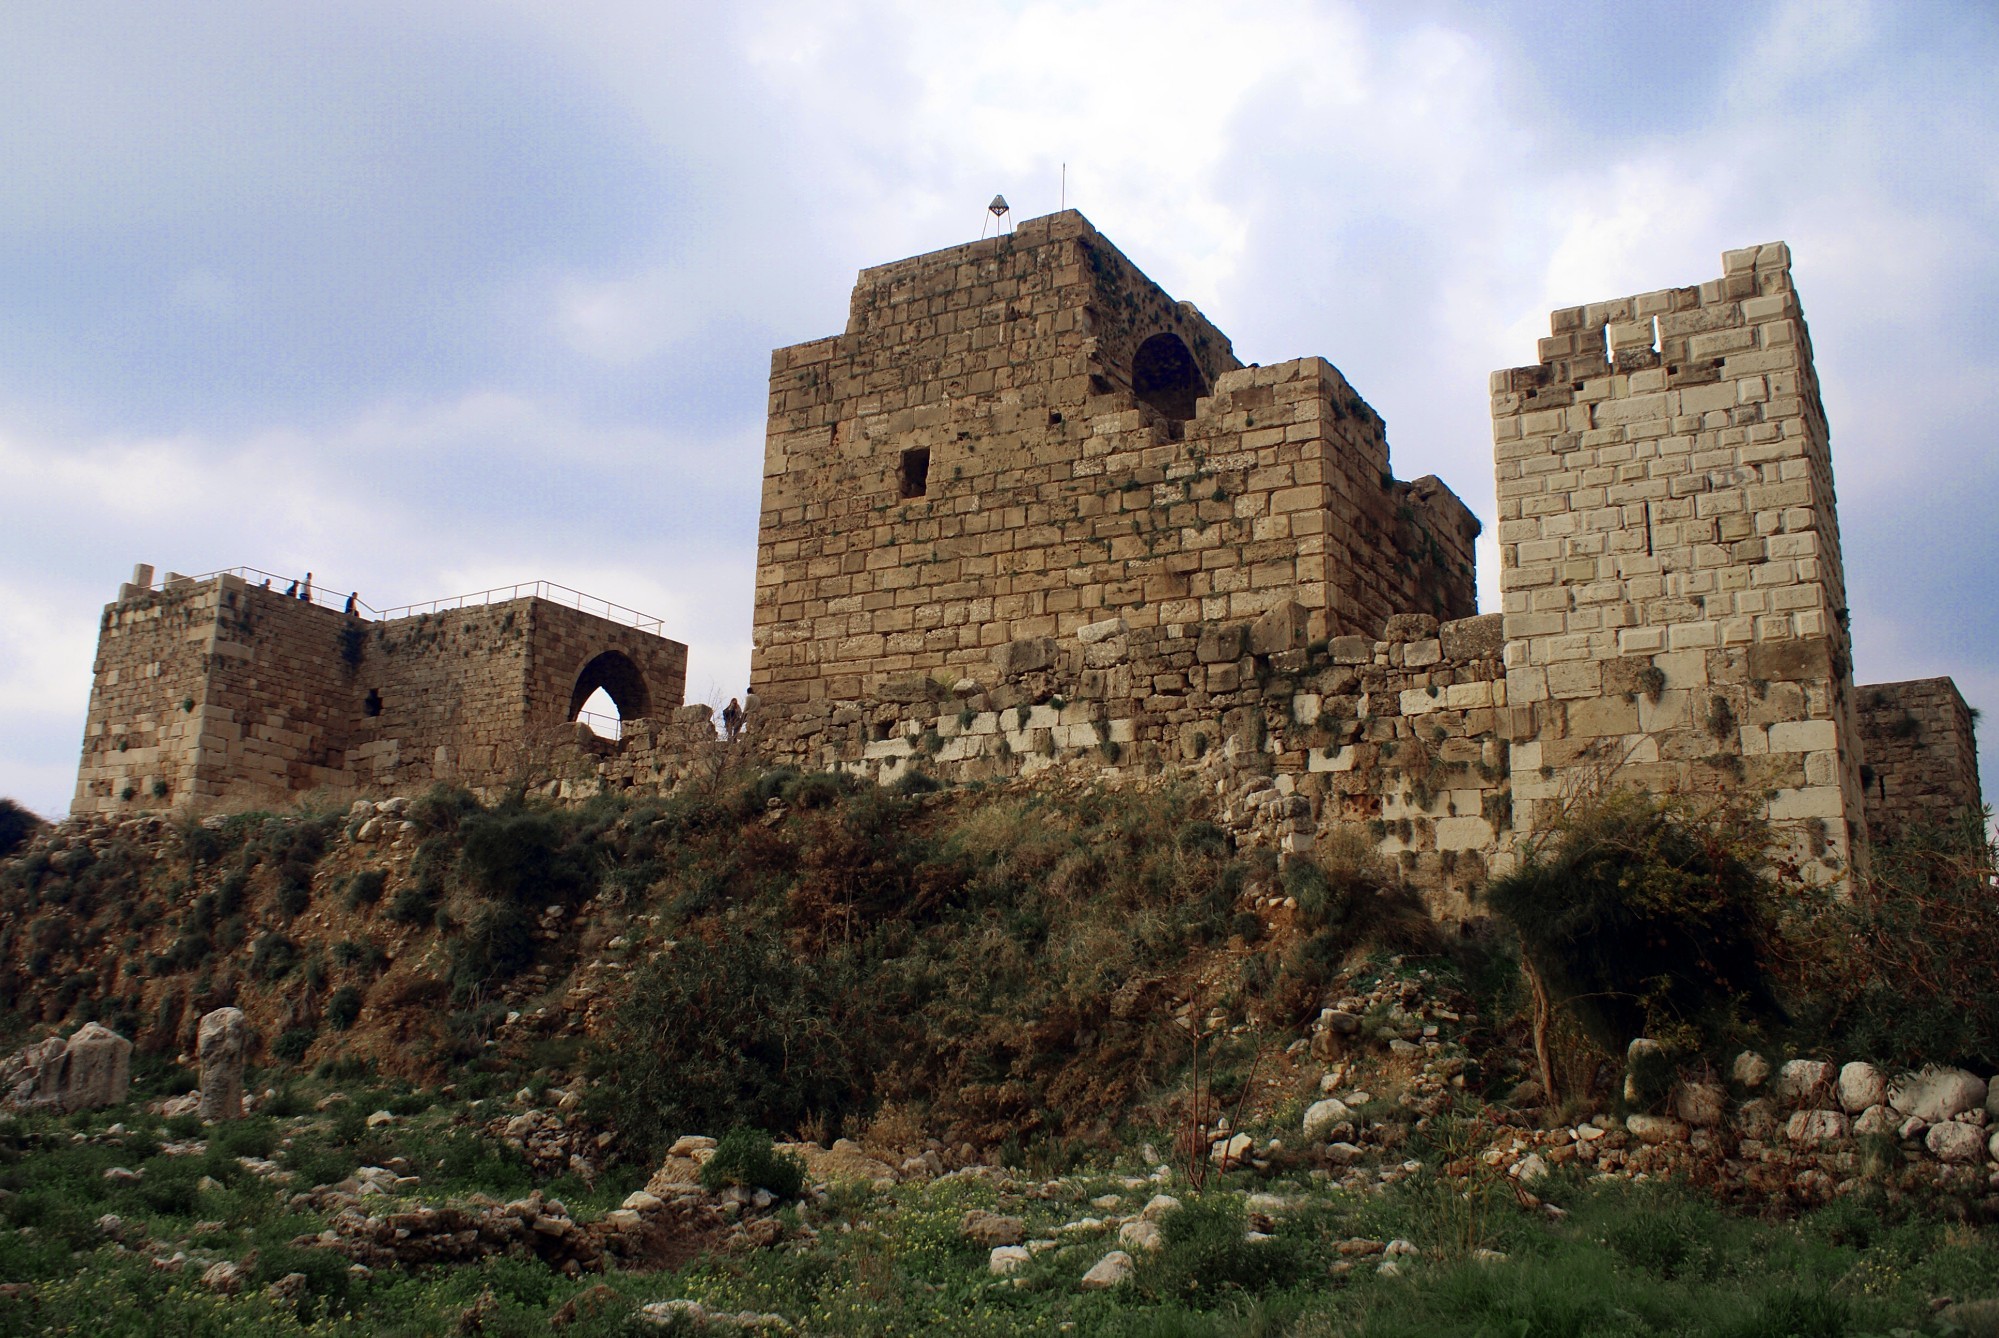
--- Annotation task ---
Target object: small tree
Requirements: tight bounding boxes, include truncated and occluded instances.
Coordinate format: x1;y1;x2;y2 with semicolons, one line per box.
1485;789;1787;1104
1789;810;1999;1068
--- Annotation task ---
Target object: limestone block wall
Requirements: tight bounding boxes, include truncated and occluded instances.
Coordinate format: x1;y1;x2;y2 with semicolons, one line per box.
74;575;235;812
74;574;688;814
1492;244;1865;880
753;210;1477;713
188;576;371;802
346;604;536;791
1855;678;1983;840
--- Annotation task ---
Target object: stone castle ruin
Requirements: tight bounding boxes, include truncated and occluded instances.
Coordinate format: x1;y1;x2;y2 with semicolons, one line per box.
73;570;686;816
73;212;1980;909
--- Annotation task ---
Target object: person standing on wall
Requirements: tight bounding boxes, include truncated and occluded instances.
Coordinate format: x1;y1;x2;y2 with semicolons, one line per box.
722;697;743;743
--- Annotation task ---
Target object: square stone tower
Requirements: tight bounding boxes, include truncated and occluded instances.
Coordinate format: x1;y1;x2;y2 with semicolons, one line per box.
753;211;1479;709
1492;244;1866;877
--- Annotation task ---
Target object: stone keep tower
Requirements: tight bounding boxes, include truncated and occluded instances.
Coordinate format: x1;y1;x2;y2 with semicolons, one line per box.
1491;243;1866;875
752;210;1479;711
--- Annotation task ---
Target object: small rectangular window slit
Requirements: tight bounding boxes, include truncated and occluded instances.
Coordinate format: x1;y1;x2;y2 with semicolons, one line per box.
898;447;930;498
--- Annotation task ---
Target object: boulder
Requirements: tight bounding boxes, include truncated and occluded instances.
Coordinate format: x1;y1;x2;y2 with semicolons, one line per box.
1209;1133;1254;1167
961;1211;1025;1248
1854;1104;1897;1137
1302;1098;1352;1142
1625;1114;1688;1146
196;1008;250;1122
1;1036;69;1110
1731;1051;1771;1090
1784;1109;1849;1146
1935;1300;1999;1338
1079;1250;1134;1290
1836;1062;1886;1114
989;1245;1031;1276
200;1261;246;1296
1672;1082;1727;1128
1927;1121;1986;1164
1774;1060;1832;1105
1889;1066;1987;1122
1117;1219;1164;1252
1511;1153;1550;1185
61;1023;132;1111
1140;1194;1182;1220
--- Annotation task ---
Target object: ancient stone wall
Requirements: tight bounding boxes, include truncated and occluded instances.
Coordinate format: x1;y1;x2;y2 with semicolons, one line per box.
1490;243;1867;882
74;570;232;811
1856;678;1983;841
752;210;1477;712
731;610;1509;917
74;574;687;815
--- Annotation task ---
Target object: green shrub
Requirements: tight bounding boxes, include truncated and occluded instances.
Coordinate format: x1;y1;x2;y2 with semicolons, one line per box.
211;1118;279;1160
698;1128;806;1199
275;874;312;918
598;929;878;1161
1788;811;1999;1068
250;931;299;981
387;884;437;925
325;984;363;1030
271;1026;316;1063
1136;1198;1306;1306
1485;789;1783;1057
408;784;482;833
446;902;538;1001
342;869;387;909
458;807;595;906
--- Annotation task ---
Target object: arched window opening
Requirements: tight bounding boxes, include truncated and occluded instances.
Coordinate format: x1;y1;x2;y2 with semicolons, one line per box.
1131;332;1207;422
568;650;650;741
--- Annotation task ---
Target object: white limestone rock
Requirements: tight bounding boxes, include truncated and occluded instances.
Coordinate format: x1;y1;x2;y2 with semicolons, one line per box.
1837;1062;1886;1114
1889;1067;1987;1123
1079;1250;1134;1290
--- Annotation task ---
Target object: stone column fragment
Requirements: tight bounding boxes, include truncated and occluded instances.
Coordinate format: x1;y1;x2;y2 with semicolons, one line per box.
196;1007;250;1122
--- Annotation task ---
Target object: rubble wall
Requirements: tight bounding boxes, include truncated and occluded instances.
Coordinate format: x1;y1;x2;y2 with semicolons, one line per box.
752;210;1478;711
1490;243;1867;882
1856;678;1984;840
742;610;1511;917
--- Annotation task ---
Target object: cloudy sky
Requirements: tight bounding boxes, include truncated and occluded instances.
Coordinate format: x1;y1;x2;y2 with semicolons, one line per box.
2;0;1994;820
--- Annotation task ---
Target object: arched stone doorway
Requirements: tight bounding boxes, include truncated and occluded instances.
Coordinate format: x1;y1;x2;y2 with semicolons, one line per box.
1131;332;1208;422
568;650;650;740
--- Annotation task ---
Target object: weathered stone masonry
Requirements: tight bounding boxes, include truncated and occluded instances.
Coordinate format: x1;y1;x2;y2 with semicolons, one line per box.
73;219;1982;912
728;222;1979;907
73;570;687;815
751;210;1479;710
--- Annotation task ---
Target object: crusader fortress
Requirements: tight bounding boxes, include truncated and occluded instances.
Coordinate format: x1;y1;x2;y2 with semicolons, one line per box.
74;211;1981;910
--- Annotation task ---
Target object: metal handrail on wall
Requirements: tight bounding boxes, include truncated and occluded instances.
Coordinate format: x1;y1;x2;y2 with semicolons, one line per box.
151;568;665;635
573;709;625;741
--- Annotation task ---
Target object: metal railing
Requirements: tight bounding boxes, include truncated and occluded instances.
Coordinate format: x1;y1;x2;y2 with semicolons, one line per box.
148;568;664;635
573;709;625;741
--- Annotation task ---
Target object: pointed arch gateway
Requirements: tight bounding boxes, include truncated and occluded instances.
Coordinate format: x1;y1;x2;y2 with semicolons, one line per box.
568;650;651;737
